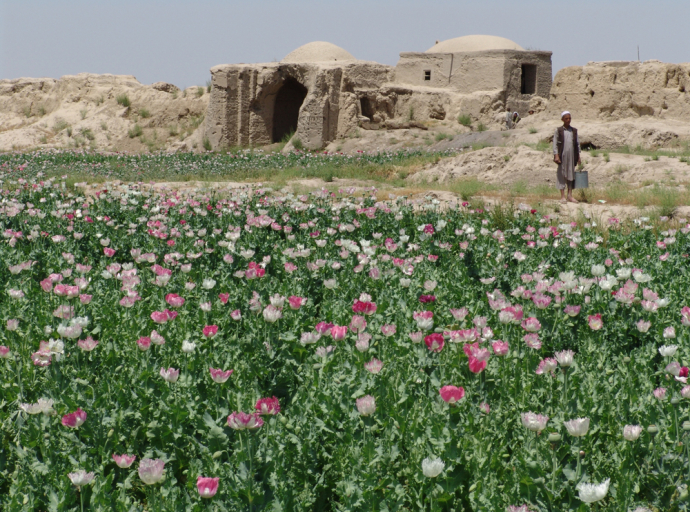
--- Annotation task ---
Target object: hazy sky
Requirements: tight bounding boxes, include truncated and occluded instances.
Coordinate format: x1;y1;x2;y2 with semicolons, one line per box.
1;0;688;88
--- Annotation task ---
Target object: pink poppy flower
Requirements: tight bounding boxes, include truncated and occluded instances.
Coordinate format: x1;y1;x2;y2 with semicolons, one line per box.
364;358;383;374
227;411;264;430
468;356;487;374
230;309;242;321
284;262;297;273
653;387;667;400
165;293;185;308
352;300;377;315
479;402;490;414
255;396;280;415
288;296;306;310
424;333;444;352
523;333;542;350
6;319;19;331
197;477;219;499
330;325;348;340
413;310;434;330
103;247;116;257
463;342;491;362
492;340;509;356
355;333;371;351
137;337;151;351
315;321;334;335
203;325;219;338
381;324;397;337
532;293;552;310
563;305;581;317
419;295;436;303
536;358;558;375
31;347;52;366
681;306;690;327
218;293;230;304
78;336;98;352
0;346;10;358
150;309;177;324
356;395;376;416
588;313;603;330
112;454;136;468
449;307;469;321
138;458;165;485
209;367;233;383
349;315;367;333
408;332;423;343
159;367;180;383
62;407;87;428
79;294;92;304
439;385;465;404
521;317;541;332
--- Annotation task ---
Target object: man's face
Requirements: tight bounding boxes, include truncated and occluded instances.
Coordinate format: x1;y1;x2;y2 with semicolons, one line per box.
562;115;572;126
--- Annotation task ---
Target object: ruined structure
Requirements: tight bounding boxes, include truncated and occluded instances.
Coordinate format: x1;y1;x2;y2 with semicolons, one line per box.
548;60;690;121
205;36;553;150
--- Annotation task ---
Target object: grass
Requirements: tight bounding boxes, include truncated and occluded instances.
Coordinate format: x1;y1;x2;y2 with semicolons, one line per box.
206;80;212;93
528;127;537;134
80;128;95;141
80;109;88;120
471;142;494;151
139;108;151;119
203;137;212;152
292;138;304;151
52;119;70;133
37;105;46;117
128;124;143;139
116;94;131;108
434;133;453;142
457;114;472;127
197;86;205;97
476;122;487;132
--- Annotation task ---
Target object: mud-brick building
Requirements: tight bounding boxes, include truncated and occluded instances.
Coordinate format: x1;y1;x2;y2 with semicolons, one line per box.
205;36;553;150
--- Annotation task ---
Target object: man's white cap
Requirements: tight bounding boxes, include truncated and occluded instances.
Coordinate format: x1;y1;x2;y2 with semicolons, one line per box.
561;111;571;119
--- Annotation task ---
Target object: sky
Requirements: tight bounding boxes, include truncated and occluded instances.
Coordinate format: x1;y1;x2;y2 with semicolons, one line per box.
1;0;689;89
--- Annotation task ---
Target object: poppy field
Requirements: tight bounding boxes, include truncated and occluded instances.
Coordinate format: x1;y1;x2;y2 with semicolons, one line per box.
1;158;690;511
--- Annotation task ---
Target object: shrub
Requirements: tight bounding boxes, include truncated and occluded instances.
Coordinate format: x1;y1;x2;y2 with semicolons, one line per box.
202;136;212;151
457;114;472;127
128;124;143;138
476;122;487;132
139;108;151;119
116;94;131;108
52;119;70;133
292;137;304;151
206;79;212;93
528;127;537;134
197;86;205;97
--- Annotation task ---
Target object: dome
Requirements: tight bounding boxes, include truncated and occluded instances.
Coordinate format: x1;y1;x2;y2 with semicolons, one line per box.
282;41;356;63
426;35;524;53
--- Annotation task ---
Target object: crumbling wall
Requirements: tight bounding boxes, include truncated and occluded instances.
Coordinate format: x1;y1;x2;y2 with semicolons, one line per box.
206;61;393;150
548;60;690;120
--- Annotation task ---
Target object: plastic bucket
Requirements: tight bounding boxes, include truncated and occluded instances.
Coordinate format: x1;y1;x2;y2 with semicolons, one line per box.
573;171;589;189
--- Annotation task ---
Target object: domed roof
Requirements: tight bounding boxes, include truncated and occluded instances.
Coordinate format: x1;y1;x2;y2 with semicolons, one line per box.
282;41;356;63
426;35;524;53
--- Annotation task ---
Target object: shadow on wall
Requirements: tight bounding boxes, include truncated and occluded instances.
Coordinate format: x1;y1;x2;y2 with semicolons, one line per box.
272;79;307;142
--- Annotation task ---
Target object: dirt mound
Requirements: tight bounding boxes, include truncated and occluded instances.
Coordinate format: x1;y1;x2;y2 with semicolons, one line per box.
0;73;209;152
408;144;690;187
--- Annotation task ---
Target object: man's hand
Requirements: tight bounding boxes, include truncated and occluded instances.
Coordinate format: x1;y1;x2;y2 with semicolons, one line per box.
554;155;561;164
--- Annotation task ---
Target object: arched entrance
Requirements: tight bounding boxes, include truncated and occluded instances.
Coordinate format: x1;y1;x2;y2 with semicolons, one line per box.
272;79;307;143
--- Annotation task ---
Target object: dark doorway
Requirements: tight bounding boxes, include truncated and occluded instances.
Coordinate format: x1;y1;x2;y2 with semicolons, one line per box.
521;64;537;94
360;97;374;120
272;79;307;142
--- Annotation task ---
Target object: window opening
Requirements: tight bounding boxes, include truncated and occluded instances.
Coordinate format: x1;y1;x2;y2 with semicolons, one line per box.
424;70;431;81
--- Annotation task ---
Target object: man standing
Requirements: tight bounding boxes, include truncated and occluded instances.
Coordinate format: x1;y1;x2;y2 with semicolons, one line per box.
553;111;581;203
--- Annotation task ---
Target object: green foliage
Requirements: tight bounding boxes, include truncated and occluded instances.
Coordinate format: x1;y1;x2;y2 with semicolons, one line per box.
457;114;472;127
528;127;537;134
52;118;70;133
0;173;684;511
197;86;205;97
206;79;212;93
476;122;487;132
435;132;453;142
128;124;143;138
116;94;131;108
202;136;212;152
139;108;151;119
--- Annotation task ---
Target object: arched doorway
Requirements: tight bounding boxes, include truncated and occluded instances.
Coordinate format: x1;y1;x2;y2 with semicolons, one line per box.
272;79;307;143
